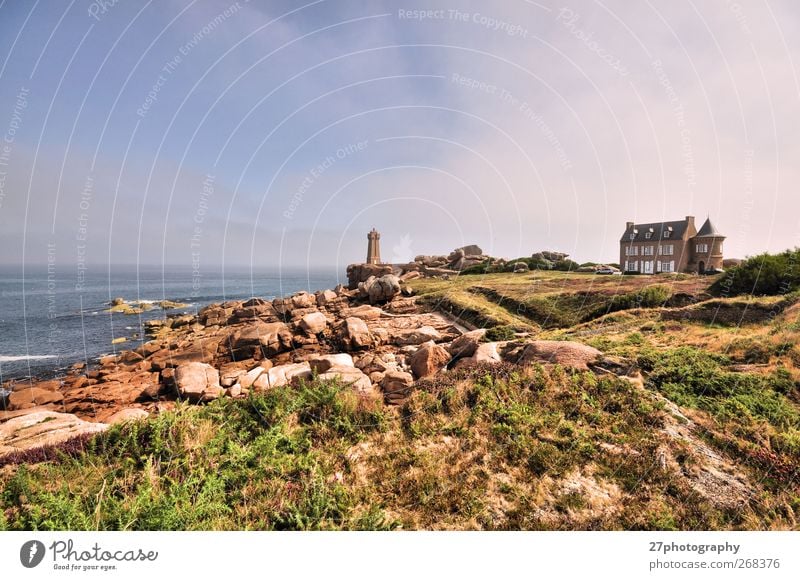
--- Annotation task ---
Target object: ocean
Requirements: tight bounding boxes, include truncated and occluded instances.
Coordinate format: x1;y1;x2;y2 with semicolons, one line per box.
0;265;342;382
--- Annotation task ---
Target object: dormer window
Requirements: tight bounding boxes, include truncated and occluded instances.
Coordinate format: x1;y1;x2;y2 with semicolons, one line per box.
663;230;671;238
629;233;635;240
645;232;652;239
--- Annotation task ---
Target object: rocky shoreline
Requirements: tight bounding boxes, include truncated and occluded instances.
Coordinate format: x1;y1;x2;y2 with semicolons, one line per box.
0;272;626;459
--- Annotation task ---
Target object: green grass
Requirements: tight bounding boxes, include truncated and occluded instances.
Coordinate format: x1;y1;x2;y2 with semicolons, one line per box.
0;380;394;531
3;364;791;531
637;345;800;487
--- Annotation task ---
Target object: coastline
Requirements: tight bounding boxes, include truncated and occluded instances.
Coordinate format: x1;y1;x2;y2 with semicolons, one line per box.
0;266;342;383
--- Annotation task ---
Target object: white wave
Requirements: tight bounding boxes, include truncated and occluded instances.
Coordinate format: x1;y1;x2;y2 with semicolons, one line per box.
0;355;58;362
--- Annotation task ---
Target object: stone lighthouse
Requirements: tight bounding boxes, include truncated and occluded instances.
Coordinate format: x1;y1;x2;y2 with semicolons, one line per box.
366;228;382;265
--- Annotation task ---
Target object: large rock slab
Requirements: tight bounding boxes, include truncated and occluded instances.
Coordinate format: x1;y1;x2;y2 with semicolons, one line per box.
174;362;223;402
505;340;603;371
253;362;312;390
299;311;328;334
107;408;149;424
455;244;483;258
316;365;373;394
367;274;401;304
7;387;64;410
291;292;316;309
342;304;383;320
233;301;276;320
448;329;486;360
309;353;355;374
381;371;415;405
231;321;293;356
393;325;442;346
346;263;394;289
409;342;451;379
0;411;108;457
316;289;339;307
454;342;502;369
340;317;373;350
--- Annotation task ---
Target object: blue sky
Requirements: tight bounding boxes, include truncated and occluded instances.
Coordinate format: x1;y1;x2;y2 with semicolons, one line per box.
1;0;799;272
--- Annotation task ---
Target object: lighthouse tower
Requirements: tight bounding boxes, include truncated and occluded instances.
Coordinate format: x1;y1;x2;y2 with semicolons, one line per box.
366;228;382;265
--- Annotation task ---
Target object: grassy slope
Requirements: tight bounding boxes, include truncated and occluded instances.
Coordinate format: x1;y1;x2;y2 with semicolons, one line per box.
2;271;799;530
1;365;787;531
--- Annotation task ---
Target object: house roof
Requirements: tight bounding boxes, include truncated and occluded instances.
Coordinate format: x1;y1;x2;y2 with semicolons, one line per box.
620;219;690;243
695;217;724;237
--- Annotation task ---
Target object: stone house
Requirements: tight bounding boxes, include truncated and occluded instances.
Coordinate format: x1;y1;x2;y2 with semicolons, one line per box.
619;216;725;274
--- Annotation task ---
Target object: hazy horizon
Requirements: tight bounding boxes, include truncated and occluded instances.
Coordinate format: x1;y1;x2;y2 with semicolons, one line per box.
1;0;799;272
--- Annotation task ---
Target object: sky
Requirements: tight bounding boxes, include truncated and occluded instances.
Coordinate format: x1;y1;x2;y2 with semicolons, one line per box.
0;0;799;275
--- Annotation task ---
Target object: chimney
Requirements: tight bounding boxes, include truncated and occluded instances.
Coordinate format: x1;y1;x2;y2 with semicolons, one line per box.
625;221;634;230
685;215;695;236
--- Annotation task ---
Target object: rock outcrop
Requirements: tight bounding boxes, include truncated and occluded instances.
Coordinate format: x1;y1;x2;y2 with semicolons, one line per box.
299;311;328;335
174;362;223;402
454;342;503;368
449;329;486;360
1;269;624;461
7;386;64;410
503;340;603;371
340;317;373;351
0;411;108;456
346;263;394;289
409;342;451;379
381;370;414;405
366;274;401;304
309;354;355;373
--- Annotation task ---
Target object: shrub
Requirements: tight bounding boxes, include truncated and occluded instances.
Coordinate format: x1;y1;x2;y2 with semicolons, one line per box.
485;325;517;342
460;264;489;275
591;285;673;318
711;248;800;296
639;347;800;432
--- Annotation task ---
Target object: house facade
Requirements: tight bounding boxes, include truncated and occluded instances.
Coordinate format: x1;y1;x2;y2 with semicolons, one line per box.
619;216;725;274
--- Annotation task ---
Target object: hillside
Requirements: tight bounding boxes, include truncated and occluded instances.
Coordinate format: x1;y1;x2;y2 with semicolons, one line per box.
1;270;799;530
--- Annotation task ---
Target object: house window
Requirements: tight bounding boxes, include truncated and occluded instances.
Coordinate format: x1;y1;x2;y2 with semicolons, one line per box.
645;232;652;239
643;246;654;256
660;261;674;273
719;242;723;253
663;231;671;238
633;246;638;256
696;243;708;253
643;260;654;274
659;244;673;256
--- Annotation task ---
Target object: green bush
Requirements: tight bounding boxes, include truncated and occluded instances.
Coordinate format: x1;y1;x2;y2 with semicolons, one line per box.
711;248;800;296
590;285;673;318
485;325;517;342
460;263;489;275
